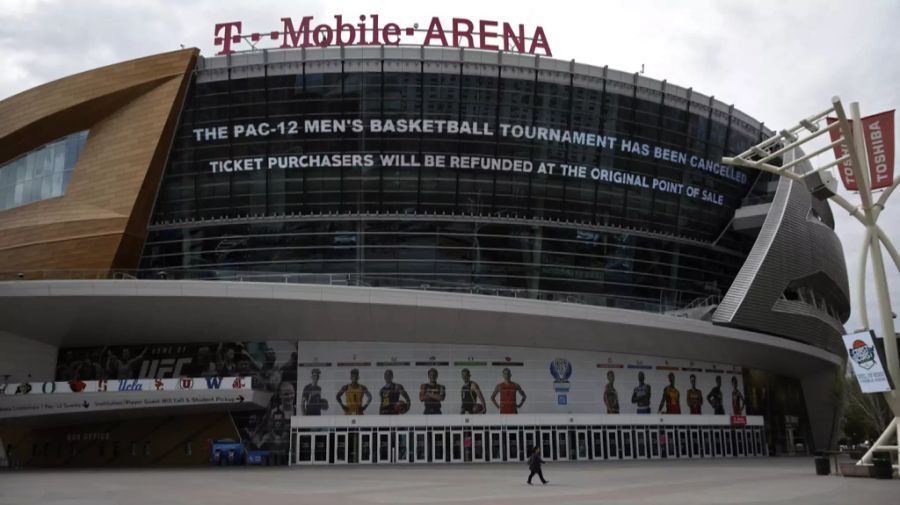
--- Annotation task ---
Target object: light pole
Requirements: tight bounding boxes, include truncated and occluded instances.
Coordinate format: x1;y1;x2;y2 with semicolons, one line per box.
723;97;899;468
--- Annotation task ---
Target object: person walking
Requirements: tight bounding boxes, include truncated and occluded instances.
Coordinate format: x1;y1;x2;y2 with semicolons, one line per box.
526;446;548;485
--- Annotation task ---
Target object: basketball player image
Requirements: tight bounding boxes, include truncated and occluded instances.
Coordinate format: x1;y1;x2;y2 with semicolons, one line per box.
379;369;411;415
686;374;703;415
491;368;526;414
460;368;486;414
631;371;652;414
336;368;372;415
731;376;745;415
707;375;725;415
657;372;681;414
300;368;328;415
419;368;446;414
603;370;620;414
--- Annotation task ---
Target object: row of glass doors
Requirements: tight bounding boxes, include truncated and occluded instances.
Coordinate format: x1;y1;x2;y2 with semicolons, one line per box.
293;425;767;465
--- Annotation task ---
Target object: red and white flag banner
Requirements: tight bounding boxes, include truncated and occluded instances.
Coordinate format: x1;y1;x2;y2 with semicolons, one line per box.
826;110;894;191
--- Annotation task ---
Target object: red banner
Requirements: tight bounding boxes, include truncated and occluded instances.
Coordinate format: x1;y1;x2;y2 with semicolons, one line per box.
730;415;747;426
863;110;894;190
827;111;895;191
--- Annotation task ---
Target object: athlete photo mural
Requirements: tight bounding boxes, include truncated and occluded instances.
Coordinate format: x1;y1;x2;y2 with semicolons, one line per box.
295;342;745;416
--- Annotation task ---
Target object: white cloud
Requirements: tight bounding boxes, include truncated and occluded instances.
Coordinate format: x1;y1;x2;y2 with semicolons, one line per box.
1;0;897;335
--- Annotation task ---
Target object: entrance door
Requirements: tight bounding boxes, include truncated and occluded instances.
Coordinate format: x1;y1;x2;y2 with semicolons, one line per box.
472;430;486;462
690;428;700;458
450;431;464;463
677;428;689;458
724;428;734;457
701;428;712;457
556;429;569;461
648;428;661;459
665;428;676;458
334;432;348;464
713;429;723;457
413;431;428;463
635;429;647;459
489;430;503;462
312;433;329;464
359;431;374;464
524;430;538;458
296;432;313;464
621;428;633;459
540;431;553;460
432;430;446;463
575;430;589;460
377;431;392;463
507;430;522;462
590;428;604;460
735;428;746;456
395;431;410;463
607;427;620;459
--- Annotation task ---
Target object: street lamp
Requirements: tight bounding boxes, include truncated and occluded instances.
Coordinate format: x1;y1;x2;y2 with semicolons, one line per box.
723;97;900;469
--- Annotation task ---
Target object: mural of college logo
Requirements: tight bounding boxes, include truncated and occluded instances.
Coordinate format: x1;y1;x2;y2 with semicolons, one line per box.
549;358;573;393
180;377;194;390
69;380;87;392
118;380;143;391
205;376;223;389
15;382;32;395
848;339;877;369
154;379;165;391
232;377;245;389
97;380;108;392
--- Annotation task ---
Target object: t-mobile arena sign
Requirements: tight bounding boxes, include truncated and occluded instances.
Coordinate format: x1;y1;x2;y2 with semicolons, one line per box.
215;15;551;56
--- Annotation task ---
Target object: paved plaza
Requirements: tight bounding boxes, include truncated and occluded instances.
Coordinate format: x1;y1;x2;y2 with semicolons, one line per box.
0;458;895;505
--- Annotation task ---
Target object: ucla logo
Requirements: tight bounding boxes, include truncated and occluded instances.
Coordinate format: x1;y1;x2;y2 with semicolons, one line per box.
849;340;876;370
549;358;573;392
117;380;143;391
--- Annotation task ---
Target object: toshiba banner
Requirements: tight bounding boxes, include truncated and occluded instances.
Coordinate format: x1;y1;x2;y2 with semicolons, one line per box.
827;110;895;191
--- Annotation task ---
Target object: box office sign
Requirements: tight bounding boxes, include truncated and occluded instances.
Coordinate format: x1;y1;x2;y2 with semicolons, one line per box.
843;330;893;393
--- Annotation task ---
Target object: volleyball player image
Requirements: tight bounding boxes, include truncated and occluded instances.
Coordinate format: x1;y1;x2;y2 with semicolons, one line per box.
686;374;703;414
603;370;620;414
657;372;681;414
731;376;745;415
459;368;486;414
300;368;329;415
419;368;446;414
336;368;372;415
707;375;725;415
491;368;526;414
379;369;411;414
631;371;652;414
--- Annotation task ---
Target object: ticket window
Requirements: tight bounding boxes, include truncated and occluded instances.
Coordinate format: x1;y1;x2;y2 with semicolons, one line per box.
607;428;620;459
621;428;633;459
591;428;605;460
635;429;647;459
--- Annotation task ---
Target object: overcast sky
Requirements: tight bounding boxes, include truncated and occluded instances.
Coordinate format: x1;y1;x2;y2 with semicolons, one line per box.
1;0;897;335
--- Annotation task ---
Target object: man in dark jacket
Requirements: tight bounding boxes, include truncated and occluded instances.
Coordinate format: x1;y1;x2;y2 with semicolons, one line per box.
527;446;548;485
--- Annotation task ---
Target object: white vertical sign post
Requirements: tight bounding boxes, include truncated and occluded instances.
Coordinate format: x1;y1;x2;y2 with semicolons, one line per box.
723;97;900;470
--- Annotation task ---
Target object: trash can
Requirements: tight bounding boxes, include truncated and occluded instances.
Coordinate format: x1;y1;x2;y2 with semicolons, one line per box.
814;455;830;476
872;451;893;479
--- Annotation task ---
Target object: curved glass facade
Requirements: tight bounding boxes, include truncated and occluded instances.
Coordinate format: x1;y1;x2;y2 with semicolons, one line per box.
140;50;776;312
0;130;88;211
